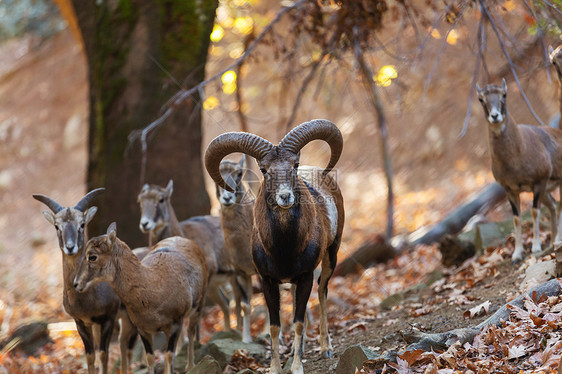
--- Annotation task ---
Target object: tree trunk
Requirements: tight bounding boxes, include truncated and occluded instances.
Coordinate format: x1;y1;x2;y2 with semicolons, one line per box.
70;0;217;246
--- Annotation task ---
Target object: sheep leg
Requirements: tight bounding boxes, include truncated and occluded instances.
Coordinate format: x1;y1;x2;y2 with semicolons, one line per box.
318;249;337;359
507;191;524;262
75;319;96;374
554;183;562;244
543;193;557;246
239;273;253;343
185;313;197;371
165;322;181;374
98;316;115;374
139;333;155;374
231;273;244;333
291;273;313;374
532;184;546;253
263;276;282;374
118;313;137;374
290;285;311;355
208;275;231;330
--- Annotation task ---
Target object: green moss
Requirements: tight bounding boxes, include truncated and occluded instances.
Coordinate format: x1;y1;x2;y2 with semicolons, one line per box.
157;0;217;71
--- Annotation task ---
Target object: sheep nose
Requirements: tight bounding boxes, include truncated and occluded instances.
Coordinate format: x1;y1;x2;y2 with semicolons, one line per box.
491;113;498;120
279;193;290;202
66;243;76;254
141;221;148;229
73;281;79;290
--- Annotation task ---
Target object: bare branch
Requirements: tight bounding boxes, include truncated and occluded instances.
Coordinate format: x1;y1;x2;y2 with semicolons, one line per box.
479;0;545;126
372;33;409;62
235;32;255;133
353;27;394;240
285;54;325;132
411;10;443;69
422;5;467;99
540;0;562;16
459;16;485;138
400;0;421;46
523;0;551;83
128;0;306;150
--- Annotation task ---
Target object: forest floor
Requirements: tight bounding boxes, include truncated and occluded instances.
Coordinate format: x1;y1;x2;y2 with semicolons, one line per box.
0;30;560;373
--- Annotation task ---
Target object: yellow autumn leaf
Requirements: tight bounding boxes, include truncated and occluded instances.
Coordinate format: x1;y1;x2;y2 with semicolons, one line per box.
504;0;516;11
446;29;459;45
233;17;254;35
203;96;219;110
210;24;224;42
221;71;237;85
430;28;441;39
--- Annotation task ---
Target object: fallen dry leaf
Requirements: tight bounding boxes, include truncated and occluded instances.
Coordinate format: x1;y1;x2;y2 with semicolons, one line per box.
463;300;491;319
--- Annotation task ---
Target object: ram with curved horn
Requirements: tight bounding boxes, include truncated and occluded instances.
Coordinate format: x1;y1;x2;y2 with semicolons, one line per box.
32;189;133;374
205;119;345;374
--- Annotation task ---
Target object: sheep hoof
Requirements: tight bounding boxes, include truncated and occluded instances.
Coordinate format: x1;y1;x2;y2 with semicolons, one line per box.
511;256;523;264
321;349;333;359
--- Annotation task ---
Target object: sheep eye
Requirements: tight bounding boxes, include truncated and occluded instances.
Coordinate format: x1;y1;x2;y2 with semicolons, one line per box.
80;223;85;229
260;168;267;175
88;254;98;262
55;225;60;231
159;198;165;204
294;163;299;169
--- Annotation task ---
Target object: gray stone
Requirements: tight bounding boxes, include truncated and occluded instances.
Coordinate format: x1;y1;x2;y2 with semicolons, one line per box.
474;222;510;254
194;338;265;369
336;345;380;374
187;355;222;374
209;329;242;342
380;292;404;310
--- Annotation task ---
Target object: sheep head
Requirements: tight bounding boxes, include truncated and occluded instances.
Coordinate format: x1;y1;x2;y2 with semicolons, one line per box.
205;119;343;209
33;188;104;255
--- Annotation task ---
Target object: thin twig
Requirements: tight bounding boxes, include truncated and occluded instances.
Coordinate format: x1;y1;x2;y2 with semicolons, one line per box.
284;29;340;132
459;16;485;138
540;0;562;16
313;57;331;100
412;9;443;69
353;26;394;240
401;1;421;46
491;8;523;55
479;0;545;126
236;32;255;132
422;5;467;99
285;53;326;132
372;33;409;62
524;0;551;83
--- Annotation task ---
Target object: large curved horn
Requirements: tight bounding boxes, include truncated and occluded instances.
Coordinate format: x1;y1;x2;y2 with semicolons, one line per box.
32;194;64;214
74;188;105;212
279;119;343;174
205;132;273;191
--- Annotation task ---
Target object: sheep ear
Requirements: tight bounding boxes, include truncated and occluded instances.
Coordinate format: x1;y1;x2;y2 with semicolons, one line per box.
501;78;507;92
238;154;246;168
166;180;174;196
42;211;56;225
85;207;98;224
107;222;117;241
142;183;149;192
